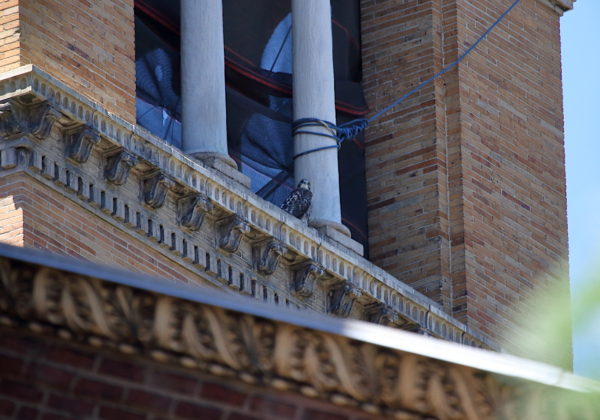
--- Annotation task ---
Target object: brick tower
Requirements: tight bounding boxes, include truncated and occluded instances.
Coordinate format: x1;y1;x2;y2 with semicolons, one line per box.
361;0;572;351
0;0;573;355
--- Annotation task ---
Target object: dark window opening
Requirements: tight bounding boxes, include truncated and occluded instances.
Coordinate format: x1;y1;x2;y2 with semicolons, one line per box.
134;0;368;252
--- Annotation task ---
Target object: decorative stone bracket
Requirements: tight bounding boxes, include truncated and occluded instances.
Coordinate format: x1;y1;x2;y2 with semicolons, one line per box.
105;150;138;185
253;239;285;275
142;172;175;209
26;101;63;140
178;193;213;231
0;100;62;140
217;214;250;253
328;283;362;318
292;262;326;298
367;303;420;331
65;125;100;164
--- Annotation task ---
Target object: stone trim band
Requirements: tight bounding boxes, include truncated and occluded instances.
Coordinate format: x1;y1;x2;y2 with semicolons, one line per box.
0;247;597;419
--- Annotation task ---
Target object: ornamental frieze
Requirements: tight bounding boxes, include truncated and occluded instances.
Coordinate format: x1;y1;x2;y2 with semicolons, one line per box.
0;254;597;420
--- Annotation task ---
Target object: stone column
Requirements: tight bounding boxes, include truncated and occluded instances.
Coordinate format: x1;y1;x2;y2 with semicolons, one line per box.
181;0;244;181
292;0;349;236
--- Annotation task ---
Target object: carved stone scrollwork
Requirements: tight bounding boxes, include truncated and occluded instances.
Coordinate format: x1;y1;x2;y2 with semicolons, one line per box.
0;257;597;418
178;193;213;231
254;240;285;275
155;298;277;375
27;102;62;140
292;262;325;298
367;304;420;331
217;215;250;253
368;304;399;326
32;267;156;345
0;101;61;140
142;172;174;209
328;283;361;317
275;328;341;393
274;327;385;403
104;150;138;185
0;101;22;138
66;125;100;163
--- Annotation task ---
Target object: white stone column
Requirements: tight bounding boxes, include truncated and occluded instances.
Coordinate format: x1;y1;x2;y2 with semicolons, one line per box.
181;0;235;169
292;0;349;236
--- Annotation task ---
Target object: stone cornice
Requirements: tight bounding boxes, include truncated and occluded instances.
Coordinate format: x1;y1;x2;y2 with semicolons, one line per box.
0;65;490;348
0;244;598;419
539;0;575;15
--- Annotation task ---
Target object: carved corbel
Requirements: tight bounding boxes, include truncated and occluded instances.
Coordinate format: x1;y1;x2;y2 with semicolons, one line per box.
328;283;361;317
178;193;213;231
27;102;62;140
367;304;420;331
291;262;325;298
142;172;174;209
217;215;249;253
366;304;396;326
66;126;100;163
254;240;285;275
104;150;138;185
0;101;22;138
0;101;62;140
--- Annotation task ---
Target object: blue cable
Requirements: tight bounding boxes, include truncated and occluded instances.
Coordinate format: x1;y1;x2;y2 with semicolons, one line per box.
293;0;522;160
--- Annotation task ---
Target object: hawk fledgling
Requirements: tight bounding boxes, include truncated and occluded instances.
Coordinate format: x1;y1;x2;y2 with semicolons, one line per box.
281;179;312;219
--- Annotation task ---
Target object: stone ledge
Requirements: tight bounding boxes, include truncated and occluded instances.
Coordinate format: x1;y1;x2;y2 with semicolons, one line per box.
190;151;252;188
0;245;598;420
0;64;492;349
539;0;575;15
315;223;364;256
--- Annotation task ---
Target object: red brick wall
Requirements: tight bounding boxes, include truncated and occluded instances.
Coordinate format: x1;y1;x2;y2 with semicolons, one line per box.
1;0;136;122
0;173;24;247
361;0;457;311
0;0;20;73
457;0;569;348
361;0;569;349
0;327;380;420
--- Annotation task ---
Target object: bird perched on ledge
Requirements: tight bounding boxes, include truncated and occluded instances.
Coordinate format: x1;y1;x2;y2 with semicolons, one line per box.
281;179;312;219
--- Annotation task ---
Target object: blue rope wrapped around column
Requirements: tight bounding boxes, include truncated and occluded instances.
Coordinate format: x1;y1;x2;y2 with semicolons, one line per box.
292;0;522;160
292;117;369;160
